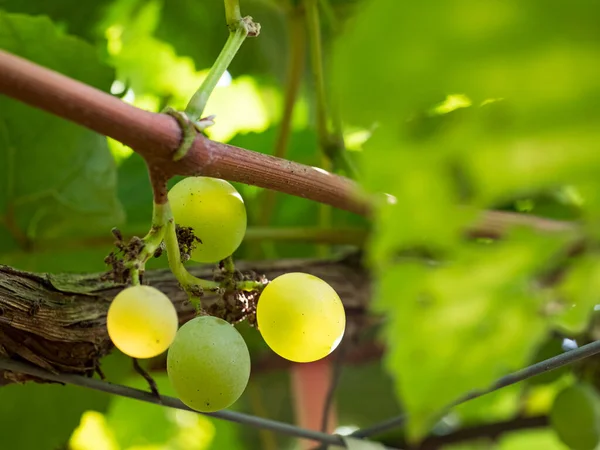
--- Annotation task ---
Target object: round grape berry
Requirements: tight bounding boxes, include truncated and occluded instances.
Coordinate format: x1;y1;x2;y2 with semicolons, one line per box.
168;177;247;263
167;316;251;412
551;383;600;450
107;285;178;359
256;272;345;363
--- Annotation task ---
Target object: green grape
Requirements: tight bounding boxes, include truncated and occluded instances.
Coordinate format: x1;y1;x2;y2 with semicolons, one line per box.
256;272;345;363
167;316;251;412
168;177;246;263
107;285;178;359
550;383;600;450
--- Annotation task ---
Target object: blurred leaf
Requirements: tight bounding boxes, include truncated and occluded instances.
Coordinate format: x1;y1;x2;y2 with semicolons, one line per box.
374;231;570;439
106;373;244;449
334;1;600;129
336;436;387;450
1;246;112;273
0;0;113;42
117;153;154;226
242;371;294;450
552;255;600;334
155;0;288;79
101;0;205;107
69;411;118;450
499;428;567;450
0;13;123;255
0;383;109;450
524;380;572;418
454;384;520;426
336;362;401;428
333;0;599;440
334;0;600;204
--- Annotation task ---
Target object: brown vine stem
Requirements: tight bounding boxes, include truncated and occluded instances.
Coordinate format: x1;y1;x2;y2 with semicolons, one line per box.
0;49;367;214
0;50;581;237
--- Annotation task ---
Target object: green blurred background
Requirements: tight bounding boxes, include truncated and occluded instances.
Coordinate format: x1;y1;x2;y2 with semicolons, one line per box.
2;0;600;448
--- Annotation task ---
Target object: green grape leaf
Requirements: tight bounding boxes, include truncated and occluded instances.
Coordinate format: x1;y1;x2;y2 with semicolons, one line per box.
116;153;154;227
334;0;600;129
334;0;600;204
333;0;598;440
106;373;244;449
328;436;387;450
374;231;570;440
154;0;288;77
0;0;112;42
499;428;568;450
1;245;113;274
336;363;402;429
454;384;520;425
0;13;124;256
0;382;109;450
553;254;600;334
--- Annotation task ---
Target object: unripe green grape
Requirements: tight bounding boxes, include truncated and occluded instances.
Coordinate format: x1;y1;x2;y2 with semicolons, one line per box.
256;272;346;363
107;285;178;359
168;177;246;263
167;316;251;412
550;383;600;450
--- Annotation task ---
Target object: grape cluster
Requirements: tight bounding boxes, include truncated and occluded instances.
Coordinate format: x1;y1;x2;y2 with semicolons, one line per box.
106;176;346;412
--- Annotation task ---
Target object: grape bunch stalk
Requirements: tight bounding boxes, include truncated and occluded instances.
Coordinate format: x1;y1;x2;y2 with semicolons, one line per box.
106;176;347;412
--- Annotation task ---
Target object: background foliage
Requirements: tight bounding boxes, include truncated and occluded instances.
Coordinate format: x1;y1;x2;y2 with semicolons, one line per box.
1;0;599;449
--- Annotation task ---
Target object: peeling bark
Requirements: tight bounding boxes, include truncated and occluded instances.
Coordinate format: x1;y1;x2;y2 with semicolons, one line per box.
0;255;371;384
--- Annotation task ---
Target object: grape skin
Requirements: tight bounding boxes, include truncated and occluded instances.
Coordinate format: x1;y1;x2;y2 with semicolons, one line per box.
168;177;247;263
167;316;251;412
551;383;600;450
107;285;179;359
256;272;346;363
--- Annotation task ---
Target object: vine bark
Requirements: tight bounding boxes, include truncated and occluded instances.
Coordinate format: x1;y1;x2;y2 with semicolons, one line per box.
0;256;370;385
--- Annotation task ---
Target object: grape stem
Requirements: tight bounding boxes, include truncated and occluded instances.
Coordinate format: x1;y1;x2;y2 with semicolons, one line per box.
163;214;220;308
132;358;160;399
126;202;170;285
220;256;264;292
184;2;260;123
165;0;260;162
121;199;262;308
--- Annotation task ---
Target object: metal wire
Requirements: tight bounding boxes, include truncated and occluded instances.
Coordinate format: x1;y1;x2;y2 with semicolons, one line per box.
4;339;600;446
351;338;600;438
0;357;397;449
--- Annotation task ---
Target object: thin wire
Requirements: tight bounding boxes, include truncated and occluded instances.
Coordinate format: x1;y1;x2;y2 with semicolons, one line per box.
351;338;600;438
6;339;597;446
0;357;397;449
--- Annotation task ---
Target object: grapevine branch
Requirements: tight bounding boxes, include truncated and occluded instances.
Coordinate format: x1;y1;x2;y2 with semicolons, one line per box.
0;49;581;237
0;49;366;213
0;258;369;384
